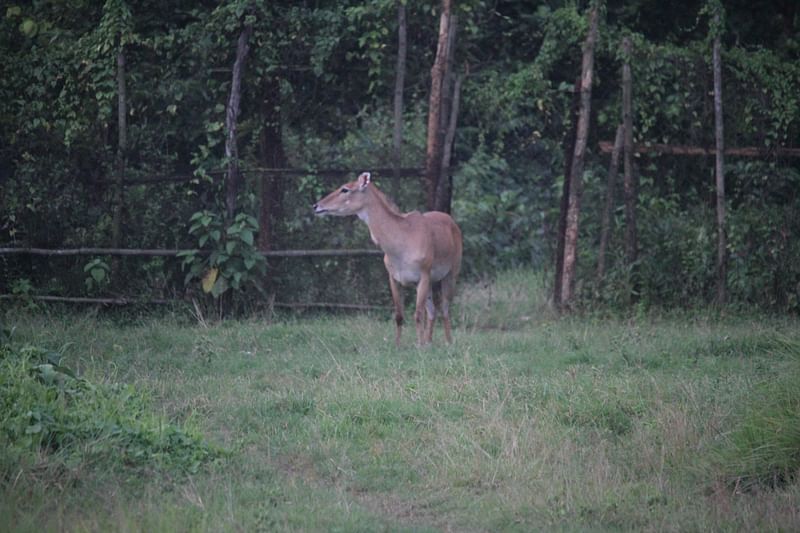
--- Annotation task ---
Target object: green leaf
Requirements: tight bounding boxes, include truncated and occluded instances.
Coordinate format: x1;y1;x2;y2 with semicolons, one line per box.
210;275;228;297
90;268;106;283
20;18;37;37
33;363;58;385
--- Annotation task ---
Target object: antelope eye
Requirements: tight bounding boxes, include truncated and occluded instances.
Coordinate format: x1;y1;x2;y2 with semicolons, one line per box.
340;187;350;194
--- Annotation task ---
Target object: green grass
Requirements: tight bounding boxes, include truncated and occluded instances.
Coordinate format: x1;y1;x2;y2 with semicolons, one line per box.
2;271;799;531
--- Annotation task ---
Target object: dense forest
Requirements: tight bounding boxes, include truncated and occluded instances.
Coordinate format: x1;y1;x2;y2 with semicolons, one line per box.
1;0;799;313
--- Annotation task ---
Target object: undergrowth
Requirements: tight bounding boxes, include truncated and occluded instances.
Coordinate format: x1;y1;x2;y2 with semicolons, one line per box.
0;327;225;484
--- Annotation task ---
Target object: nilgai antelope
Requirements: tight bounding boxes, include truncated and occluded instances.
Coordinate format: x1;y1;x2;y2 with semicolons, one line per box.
313;172;462;346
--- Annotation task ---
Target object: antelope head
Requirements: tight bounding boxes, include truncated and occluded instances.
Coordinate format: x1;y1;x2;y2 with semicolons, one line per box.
313;172;372;217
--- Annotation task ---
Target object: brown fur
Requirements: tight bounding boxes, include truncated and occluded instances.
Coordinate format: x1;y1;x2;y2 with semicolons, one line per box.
314;172;462;346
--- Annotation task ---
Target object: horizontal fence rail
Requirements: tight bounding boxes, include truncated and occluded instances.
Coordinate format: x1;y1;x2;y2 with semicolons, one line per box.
93;166;430;186
2;166;418;309
0;294;390;310
597;141;800;158
0;246;386;309
0;247;383;258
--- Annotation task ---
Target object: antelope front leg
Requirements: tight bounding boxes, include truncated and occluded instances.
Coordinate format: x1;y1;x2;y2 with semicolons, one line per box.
387;272;404;347
414;273;432;346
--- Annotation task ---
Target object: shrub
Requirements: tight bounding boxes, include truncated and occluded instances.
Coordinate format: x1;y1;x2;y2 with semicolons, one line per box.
0;335;224;481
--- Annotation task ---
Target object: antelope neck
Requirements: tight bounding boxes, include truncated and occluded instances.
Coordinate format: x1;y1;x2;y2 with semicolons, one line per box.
359;187;407;253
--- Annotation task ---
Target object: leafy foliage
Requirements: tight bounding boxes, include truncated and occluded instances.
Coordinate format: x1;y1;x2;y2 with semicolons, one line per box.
180;211;266;299
1;0;799;311
83;258;110;293
0;335;225;479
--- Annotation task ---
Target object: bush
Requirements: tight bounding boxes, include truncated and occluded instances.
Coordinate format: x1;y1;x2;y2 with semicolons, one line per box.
0;333;224;481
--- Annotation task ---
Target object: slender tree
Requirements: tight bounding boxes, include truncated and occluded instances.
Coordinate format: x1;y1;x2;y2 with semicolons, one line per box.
224;20;253;224
106;0;133;259
392;1;407;177
112;47;126;255
433;13;458;213
597;124;624;283
425;0;453;211
554;77;582;307
559;3;600;309
712;4;727;304
621;36;638;302
436;70;463;214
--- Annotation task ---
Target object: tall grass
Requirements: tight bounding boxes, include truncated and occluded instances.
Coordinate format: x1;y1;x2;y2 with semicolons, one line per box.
1;270;799;531
714;337;800;490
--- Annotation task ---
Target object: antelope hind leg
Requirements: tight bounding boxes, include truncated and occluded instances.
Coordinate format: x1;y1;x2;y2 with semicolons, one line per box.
439;274;456;343
425;291;436;344
414;274;432;346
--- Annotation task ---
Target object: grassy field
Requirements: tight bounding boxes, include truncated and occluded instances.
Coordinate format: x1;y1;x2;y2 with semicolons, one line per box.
2;271;799;532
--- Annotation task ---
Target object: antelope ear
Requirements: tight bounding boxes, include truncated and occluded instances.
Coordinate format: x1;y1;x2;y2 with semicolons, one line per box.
357;172;371;190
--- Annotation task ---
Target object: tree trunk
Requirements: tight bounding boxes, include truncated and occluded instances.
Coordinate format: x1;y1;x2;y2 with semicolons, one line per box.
257;77;287;252
559;4;600;309
112;48;126;253
713;16;727;305
433;13;458;213
597;123;624;283
554;76;582;307
425;0;453;211
392;1;407;177
621;36;638;302
435;71;463;214
224;22;253;224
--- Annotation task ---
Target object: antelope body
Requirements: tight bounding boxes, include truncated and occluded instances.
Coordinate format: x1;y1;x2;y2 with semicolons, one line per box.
313;172;462;346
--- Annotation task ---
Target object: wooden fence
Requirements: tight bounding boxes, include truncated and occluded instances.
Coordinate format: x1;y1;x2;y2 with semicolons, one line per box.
0;246;387;309
0;166;415;309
